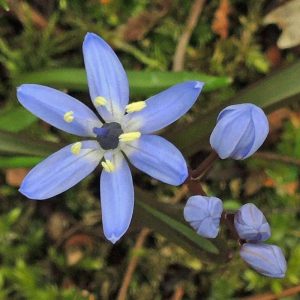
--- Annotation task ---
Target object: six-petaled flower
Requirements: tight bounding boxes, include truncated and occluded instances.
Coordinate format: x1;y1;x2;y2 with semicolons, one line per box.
17;32;204;243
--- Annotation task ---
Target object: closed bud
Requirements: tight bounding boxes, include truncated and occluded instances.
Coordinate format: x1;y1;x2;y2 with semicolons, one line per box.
240;243;287;278
184;196;223;238
210;103;269;160
234;203;271;242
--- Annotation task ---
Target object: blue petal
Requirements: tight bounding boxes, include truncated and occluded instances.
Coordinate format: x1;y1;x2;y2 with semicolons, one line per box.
20;141;103;200
123;135;188;185
210;111;251;159
17;84;102;137
247;105;269;158
184;196;223;238
83;33;129;121
100;152;134;243
234;203;271;242
240;243;287;278
125;81;204;134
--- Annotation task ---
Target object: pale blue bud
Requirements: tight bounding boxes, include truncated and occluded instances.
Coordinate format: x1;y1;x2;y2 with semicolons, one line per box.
210;103;269;160
240;243;287;278
234;203;271;242
184;196;223;238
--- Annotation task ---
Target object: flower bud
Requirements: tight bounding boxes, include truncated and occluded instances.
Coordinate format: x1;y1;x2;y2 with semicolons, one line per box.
210;103;269;160
234;203;271;242
240;243;287;278
184;196;223;238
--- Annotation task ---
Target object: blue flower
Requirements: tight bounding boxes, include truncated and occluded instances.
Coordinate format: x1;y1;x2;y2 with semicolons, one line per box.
184;195;223;238
17;33;204;243
240;243;287;278
210;103;269;160
234;203;271;242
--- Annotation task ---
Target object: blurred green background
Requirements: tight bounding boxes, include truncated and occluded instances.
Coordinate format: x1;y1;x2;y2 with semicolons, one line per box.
0;0;300;299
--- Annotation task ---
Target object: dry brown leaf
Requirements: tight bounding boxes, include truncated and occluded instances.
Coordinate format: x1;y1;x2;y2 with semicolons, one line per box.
266;45;282;67
66;248;83;266
5;168;28;187
65;233;94;249
212;0;231;39
47;212;71;241
282;181;298;196
244;172;267;196
264;0;300;49
99;0;110;4
263;177;276;188
290;112;300;129
268;108;291;131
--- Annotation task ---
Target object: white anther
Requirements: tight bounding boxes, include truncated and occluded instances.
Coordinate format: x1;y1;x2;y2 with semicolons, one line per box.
64;111;74;123
71;142;82;155
125;101;146;113
94;96;107;107
101;160;115;172
119;132;141;142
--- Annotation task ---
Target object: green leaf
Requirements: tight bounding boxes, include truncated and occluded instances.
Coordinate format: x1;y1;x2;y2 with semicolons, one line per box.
0;107;37;133
167;60;300;156
14;68;232;97
0;130;60;156
0;156;43;168
0;0;9;11
134;189;227;262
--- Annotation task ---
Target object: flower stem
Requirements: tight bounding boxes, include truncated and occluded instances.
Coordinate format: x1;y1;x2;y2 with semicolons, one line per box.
221;212;240;241
184;151;219;196
190;150;219;180
186;175;207;196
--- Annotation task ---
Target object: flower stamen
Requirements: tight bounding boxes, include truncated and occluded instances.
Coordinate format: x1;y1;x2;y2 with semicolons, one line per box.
101;159;115;172
71;142;82;155
64;111;74;123
125;101;146;113
119;132;141;142
94;96;107;107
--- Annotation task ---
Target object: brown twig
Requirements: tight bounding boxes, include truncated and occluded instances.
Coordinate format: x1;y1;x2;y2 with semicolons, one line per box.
119;0;172;42
8;0;48;29
171;285;185;300
117;228;151;300
172;0;206;71
241;284;300;300
254;151;300;167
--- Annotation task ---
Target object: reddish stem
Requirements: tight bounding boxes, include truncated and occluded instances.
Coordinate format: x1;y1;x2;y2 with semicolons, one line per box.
190;151;219;180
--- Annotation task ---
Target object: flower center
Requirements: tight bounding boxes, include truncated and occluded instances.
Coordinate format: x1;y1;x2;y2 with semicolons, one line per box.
93;122;123;150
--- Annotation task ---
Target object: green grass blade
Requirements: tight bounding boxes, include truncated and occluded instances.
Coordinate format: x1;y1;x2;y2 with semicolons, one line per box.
0;107;37;133
14;68;232;97
0;130;60;156
134;189;227;262
136;201;218;254
0;156;43;168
